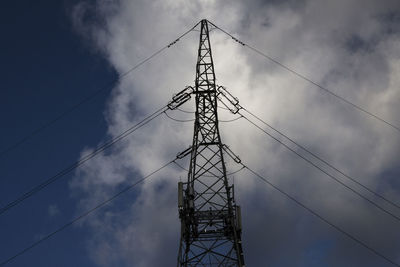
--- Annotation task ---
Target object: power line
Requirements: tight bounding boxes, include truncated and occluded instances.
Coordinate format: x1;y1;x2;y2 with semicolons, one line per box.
219;115;243;123
176;107;195;113
0;159;175;266
0;106;167;216
164;110;242;123
164;110;195;122
173;160;245;177
207;20;400;134
240;113;400;223
241;106;400;210
0;21;200;159
242;164;400;267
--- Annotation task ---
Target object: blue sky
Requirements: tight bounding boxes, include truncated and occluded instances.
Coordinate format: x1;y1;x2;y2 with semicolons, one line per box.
0;1;114;266
1;0;400;267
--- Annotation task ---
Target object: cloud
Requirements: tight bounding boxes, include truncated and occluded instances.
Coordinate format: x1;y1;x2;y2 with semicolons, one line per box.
70;0;400;266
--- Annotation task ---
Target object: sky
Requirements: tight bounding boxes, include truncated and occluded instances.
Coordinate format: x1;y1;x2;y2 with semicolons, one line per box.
1;0;400;266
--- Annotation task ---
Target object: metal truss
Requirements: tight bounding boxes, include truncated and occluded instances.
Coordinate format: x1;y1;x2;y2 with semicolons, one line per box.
177;19;245;267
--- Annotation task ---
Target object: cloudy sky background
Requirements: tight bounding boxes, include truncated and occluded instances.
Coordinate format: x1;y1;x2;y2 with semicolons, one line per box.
1;0;393;266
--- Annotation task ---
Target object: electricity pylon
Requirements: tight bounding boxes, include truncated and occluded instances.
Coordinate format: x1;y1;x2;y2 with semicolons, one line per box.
176;19;245;267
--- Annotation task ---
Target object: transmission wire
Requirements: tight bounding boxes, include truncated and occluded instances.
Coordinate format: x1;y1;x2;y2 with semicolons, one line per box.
173;161;245;177
240;113;400;223
207;20;400;133
0;159;175;266
241;106;400;210
219;115;243;123
242;164;400;267
0;106;167;215
164;110;195;122
165;110;242;123
176;107;195;114
0;21;200;159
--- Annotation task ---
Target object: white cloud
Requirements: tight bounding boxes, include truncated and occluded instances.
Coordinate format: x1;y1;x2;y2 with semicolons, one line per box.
70;0;400;266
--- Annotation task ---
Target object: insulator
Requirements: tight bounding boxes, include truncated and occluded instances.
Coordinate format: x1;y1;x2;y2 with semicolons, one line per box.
176;146;192;159
173;86;194;100
168;86;194;110
217;86;239;105
222;144;241;163
217;85;240;114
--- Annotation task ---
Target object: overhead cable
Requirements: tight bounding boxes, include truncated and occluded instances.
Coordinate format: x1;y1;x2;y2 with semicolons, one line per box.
219;115;243;123
173;160;245;177
0;21;200;159
165;110;242;123
176;107;195;114
208;20;400;133
0;159;175;266
242;163;400;267
241;106;400;210
0;106;167;215
164;110;195;122
214;78;400;222
240;113;400;223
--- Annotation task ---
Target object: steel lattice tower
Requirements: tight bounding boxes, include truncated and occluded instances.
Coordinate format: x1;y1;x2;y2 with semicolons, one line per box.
177;19;245;267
